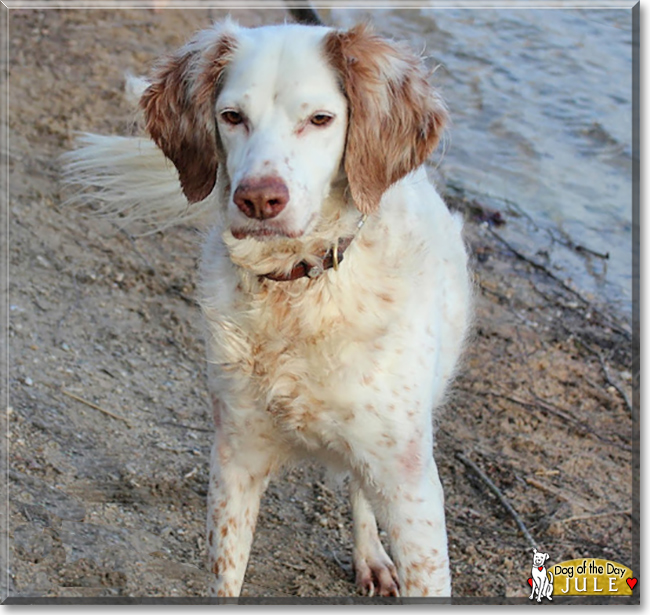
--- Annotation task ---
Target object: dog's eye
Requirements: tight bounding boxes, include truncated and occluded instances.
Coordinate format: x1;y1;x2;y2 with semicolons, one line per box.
310;113;334;127
221;110;244;126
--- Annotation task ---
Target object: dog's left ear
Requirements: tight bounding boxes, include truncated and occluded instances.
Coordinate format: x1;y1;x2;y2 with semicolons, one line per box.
545;553;549;562
324;24;447;215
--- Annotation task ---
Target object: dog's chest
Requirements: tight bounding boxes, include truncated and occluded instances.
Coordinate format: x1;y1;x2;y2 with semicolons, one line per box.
244;278;395;389
204;273;414;447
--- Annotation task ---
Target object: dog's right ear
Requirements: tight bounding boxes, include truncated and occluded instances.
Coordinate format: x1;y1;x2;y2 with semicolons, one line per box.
141;23;238;203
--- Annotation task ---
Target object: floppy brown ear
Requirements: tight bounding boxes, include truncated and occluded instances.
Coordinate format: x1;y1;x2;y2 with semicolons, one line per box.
141;28;237;203
324;24;448;214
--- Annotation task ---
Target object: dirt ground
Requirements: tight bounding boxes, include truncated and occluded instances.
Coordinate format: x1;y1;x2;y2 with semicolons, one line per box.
4;7;637;603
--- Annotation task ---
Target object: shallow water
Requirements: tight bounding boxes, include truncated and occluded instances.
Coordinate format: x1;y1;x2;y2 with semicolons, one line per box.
332;6;634;318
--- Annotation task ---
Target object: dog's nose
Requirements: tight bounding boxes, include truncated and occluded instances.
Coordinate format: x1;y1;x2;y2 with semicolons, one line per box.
233;176;289;220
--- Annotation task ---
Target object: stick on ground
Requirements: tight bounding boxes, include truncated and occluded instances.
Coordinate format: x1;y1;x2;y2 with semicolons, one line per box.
61;388;132;428
596;353;633;418
456;452;537;550
552;509;631;526
486;227;631;340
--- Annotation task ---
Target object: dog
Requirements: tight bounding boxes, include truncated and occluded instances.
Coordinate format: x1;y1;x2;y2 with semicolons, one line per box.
63;19;471;598
530;549;554;601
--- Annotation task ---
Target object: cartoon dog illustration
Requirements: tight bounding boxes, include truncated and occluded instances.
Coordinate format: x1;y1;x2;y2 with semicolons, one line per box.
529;548;554;602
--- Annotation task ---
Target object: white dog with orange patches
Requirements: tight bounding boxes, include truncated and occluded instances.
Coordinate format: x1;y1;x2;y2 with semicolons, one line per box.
64;19;471;598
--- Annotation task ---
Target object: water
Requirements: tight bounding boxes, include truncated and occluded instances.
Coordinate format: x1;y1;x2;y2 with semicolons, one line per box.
332;6;634;318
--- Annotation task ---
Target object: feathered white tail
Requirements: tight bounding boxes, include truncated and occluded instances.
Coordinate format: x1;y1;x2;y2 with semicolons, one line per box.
61;74;214;233
61;133;214;232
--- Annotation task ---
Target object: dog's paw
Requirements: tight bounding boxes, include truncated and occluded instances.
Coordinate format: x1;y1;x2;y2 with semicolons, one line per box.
355;553;400;597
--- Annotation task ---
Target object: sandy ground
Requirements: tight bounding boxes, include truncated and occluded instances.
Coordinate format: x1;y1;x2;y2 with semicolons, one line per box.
4;7;637;602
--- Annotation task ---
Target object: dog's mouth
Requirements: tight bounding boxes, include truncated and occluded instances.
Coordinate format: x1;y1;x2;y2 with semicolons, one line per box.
230;212;319;242
230;226;305;241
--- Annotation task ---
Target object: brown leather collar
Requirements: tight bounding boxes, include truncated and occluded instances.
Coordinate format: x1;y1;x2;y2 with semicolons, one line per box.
262;235;355;282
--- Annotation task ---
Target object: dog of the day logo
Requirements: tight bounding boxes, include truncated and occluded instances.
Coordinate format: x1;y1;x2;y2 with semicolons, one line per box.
528;550;636;599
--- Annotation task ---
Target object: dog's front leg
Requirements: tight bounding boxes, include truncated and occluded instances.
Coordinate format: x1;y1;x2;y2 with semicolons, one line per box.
363;458;451;597
206;430;271;598
350;479;400;596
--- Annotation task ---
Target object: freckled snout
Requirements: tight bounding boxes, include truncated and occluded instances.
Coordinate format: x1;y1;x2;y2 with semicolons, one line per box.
233;176;289;220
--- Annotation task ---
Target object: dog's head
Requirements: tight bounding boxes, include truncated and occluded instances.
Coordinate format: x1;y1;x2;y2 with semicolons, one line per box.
532;549;550;567
141;20;447;240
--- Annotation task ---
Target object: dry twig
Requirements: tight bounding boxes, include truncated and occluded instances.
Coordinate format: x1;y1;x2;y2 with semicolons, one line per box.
576;340;634;419
470;387;631;452
456;452;537;550
61;388;132;428
596;353;633;418
158;420;212;433
552;509;631;526
527;391;631;451
486;227;631;340
547;228;610;260
525;477;568;501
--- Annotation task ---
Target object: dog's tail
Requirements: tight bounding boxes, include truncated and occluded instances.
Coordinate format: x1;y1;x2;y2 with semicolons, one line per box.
60;75;214;233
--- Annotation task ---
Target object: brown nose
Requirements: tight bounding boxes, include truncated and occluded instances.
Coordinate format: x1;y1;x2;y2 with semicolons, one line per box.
233;176;289;220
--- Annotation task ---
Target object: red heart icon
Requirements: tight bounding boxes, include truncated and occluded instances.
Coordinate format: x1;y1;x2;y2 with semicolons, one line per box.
538;566;543;571
528;578;533;587
626;578;637;590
